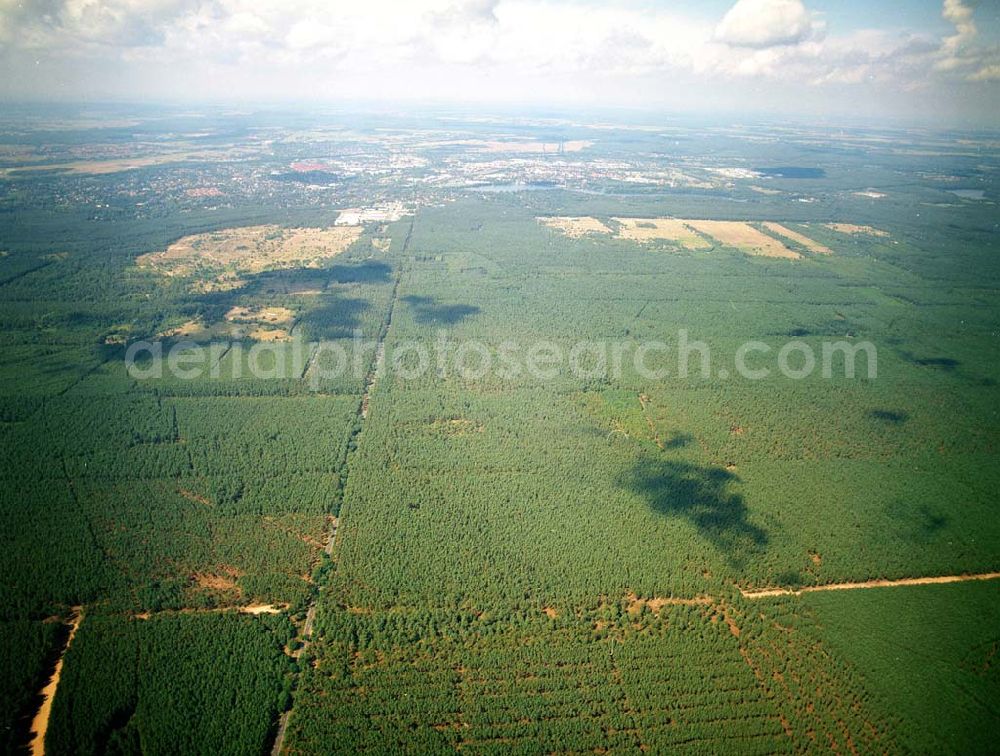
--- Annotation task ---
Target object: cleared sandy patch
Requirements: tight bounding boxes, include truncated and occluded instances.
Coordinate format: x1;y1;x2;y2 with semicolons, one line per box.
241;604;284;615
158;319;204;338
823;223;889;238
29;608;82;756
137;225;362;279
762;222;832;254
613;218;711;250
157;317;286;342
225;305;295;325
249;327;290;342
625;592;713;617
133;603;288;619
538;216;612;238
194;571;240;592
685;220;800;259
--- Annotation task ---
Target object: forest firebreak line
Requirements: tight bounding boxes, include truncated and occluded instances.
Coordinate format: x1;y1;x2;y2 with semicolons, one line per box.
740;571;1000;599
269;215;413;756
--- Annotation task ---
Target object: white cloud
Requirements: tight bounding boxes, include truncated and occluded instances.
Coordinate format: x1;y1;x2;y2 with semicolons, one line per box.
933;0;1000;82
714;0;818;49
0;0;996;121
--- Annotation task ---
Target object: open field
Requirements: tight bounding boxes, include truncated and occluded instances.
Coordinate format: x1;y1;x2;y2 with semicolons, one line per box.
612;217;712;249
685;220;801;258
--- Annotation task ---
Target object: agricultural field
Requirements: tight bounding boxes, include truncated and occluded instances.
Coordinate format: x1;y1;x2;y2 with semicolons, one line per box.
0;105;998;753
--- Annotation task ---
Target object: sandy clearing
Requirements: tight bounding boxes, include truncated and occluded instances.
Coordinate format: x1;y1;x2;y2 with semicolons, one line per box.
613;218;711;250
741;571;1000;599
625;592;714;616
29;608;82;756
762;222;832;255
158;319;204;338
685;220;800;259
225;306;295;325
137;225;362;278
156;317;289;343
241;604;284;615
538;216;612;238
133;603;288;619
194;571;241;592
823;223;889;238
248;327;291;342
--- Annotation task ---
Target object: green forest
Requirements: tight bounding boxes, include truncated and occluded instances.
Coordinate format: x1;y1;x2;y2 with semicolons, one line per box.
1;111;998;754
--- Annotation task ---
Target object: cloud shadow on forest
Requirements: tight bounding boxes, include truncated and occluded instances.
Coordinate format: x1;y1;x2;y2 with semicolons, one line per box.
623;457;768;566
868;409;909;425
401;295;480;325
297;298;371;340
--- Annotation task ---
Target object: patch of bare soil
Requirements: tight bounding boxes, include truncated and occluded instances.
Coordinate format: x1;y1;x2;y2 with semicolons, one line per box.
240;604;283;615
29;608;82;756
613;218;711;250
542;607;559;619
137;225;362;279
537;216;612;238
248;327;291;342
741;571;1000;599
193;567;242;593
823;223;889;238
685;220;800;259
625;592;713;617
158;319;204;338
762;222;832;254
224;305;294;324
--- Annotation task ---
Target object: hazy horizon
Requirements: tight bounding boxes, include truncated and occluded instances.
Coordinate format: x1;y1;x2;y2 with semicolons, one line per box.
1;0;999;127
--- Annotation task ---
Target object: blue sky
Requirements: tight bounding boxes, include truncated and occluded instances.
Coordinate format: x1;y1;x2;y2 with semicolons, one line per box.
0;0;997;125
